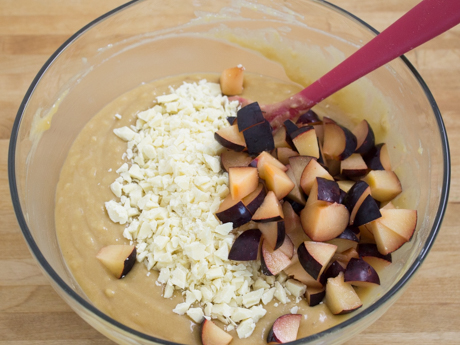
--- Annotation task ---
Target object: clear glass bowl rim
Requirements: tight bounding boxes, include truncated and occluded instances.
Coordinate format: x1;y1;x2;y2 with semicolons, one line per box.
7;0;451;344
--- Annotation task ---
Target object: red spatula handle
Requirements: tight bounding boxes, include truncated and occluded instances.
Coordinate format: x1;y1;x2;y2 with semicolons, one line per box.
301;0;460;104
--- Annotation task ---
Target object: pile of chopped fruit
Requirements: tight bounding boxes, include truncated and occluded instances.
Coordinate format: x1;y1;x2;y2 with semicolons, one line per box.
96;67;417;345
207;68;416;344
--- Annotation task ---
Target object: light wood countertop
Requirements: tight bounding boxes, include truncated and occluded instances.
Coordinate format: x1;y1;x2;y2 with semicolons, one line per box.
1;1;459;344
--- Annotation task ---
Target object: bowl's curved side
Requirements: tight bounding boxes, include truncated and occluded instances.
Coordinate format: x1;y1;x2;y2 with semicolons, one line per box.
8;0;451;344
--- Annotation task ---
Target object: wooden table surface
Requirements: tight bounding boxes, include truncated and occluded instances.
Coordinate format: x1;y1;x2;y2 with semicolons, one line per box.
1;0;459;344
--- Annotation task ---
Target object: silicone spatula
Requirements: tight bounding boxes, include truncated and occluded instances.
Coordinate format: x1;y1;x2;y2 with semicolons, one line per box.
231;0;460;129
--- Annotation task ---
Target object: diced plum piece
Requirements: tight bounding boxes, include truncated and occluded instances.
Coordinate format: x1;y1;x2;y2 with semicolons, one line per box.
220;149;252;172
305;286;326;306
220;66;244;96
259;221;285;251
228;229;262;261
267;314;302;344
214;124;246;152
276;147;299;165
96;244;136;279
263;163;295;200
291;126;319;158
319;260;346;286
284;254;323;289
325;272;362;315
378;209;417;241
300;201;349;242
364;207;417;255
352;119;375;155
323;119;357;160
252;191;284;223
307;177;342;207
261;239;291;276
368;220;407;255
340;153;368;179
365;143;392;171
216;194;252;228
228;166;259;200
243;120;275;155
362;170;402;202
342;180;371;226
256;151;287;180
297;241;337;280
344;257;380;287
201;319;233;345
237;102;265;132
358;243;392;271
300;159;334;195
353;194;382;227
296;109;322;125
242;183;266;214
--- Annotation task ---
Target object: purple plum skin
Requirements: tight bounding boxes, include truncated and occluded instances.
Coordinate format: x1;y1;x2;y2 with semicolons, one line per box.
364;143;386;170
237;102;265;132
307;288;326;307
344;258;380;286
316;177;341;203
342;180;370;213
296;109;321;125
338;125;358;161
358;243;392;263
243;120;275;155
353;194;382;227
355;120;375;155
228;229;262;261
216;201;252;228
121;247;137;278
319;260;346;286
297;242;322;280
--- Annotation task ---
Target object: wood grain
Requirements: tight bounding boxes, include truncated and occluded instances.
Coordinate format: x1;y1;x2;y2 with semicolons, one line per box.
1;0;459;344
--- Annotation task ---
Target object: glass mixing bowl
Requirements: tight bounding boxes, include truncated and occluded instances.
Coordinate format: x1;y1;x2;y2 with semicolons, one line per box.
8;0;450;344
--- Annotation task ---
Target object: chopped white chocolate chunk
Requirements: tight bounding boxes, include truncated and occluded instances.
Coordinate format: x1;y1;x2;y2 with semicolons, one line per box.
173;302;190;315
285;279;307;298
232;307;253;322
105;200;128;224
242;288;264;308
274;281;288;304
237;318;256;339
262;287;276;305
186;308;205;324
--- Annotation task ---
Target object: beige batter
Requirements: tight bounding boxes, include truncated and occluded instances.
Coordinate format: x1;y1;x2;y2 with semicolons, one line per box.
55;73;368;344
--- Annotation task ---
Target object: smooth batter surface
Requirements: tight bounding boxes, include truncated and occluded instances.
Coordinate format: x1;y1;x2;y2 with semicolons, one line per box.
55;73;362;344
